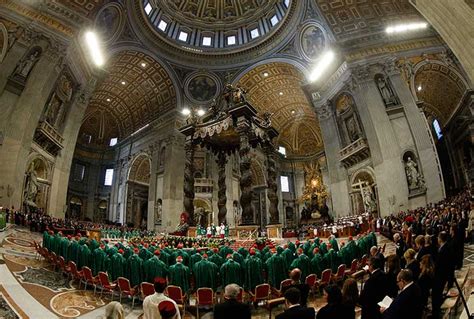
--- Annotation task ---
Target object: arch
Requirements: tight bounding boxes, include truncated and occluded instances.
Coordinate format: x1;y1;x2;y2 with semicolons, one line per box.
232;57;311;83
0;23;7;63
350;167;376;187
25;154;50;182
127;153;152;184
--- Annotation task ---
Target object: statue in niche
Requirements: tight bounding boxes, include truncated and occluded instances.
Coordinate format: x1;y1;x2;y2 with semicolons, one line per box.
14;48;41;79
405;157;425;190
44;74;74;127
24;161;39;204
346;116;360;142
362;187;377;214
155;199;162;225
375;74;398;107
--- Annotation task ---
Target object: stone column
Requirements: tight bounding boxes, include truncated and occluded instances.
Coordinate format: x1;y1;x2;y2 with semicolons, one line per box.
236;117;254;225
0;37;63;210
147;143;159;230
263;144;279;224
312;101;351;217
183;136;195;225
48;81;96;218
216;152;227;224
410;0;474;84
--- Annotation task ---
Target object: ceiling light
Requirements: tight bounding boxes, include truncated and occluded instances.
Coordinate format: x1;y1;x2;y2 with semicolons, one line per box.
291;110;295;114
141;62;147;68
197;109;205;116
182;108;191;116
106;98;111;102
84;31;104;67
263;72;269;77
121;81;126;85
386;22;428;34
417;85;422;91
309;50;335;82
279;92;283;96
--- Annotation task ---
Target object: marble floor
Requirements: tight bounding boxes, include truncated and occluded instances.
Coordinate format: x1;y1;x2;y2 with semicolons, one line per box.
0;225;471;319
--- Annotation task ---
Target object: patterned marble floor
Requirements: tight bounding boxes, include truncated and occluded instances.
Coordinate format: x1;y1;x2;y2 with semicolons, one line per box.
0;225;471;319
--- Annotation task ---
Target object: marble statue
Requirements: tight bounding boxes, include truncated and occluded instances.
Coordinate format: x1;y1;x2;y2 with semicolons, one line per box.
405;157;423;190
155;200;162;225
25;161;39;204
346;116;360;142
376;76;397;107
362;187;377;213
15;49;40;79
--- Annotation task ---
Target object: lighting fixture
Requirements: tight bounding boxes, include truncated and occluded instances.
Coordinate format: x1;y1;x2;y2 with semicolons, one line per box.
106;98;111;102
279;92;283;96
141;62;147;68
84;31;104;67
291;110;295;114
263;72;269;77
385;22;428;34
197;109;205;116
309;50;335;82
182;108;191;116
417;85;422;92
121;81;126;85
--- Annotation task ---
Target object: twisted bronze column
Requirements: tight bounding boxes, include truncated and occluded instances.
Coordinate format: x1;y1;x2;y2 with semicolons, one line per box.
216;152;227;224
183;137;195;225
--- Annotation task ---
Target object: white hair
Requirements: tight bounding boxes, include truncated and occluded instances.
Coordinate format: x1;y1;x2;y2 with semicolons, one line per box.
105;301;124;319
224;284;240;299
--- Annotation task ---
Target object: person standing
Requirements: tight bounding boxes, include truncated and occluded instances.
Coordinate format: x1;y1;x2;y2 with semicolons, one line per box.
143;250;168;282
220;254;242;287
213;284;251;319
359;257;388;319
243;248;264;292
168;256;190;293
317;284;355;319
432;231;455;319
193;253;218;290
276;288;315;319
143;277;181;319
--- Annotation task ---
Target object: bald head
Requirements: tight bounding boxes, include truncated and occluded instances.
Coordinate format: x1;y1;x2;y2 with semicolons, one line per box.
289;268;302;282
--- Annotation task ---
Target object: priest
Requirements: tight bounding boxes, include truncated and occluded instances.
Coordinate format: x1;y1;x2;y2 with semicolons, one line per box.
220;254;242;287
193;254;218;290
243;248;264;291
143;250;168;282
168;256;190;293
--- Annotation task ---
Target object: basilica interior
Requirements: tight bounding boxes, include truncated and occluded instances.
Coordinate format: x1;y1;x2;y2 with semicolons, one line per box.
0;0;473;318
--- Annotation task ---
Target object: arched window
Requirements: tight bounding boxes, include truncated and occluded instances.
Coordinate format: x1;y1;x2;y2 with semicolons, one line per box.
432;119;443;139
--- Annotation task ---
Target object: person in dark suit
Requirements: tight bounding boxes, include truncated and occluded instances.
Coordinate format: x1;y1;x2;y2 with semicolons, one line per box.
317;284;355;319
381;269;424;319
276;288;315;319
414;235;430;262
282;268;310;307
432;231;456;319
213;284;251;319
359;256;389;319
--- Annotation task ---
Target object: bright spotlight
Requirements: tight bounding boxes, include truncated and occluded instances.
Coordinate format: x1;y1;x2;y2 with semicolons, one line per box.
182;108;191;116
309;50;335;82
197;109;205;116
417;85;422;92
386;22;428;34
84;31;104;67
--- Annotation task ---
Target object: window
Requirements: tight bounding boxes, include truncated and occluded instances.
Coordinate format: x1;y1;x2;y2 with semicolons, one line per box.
270;15;279;27
144;3;152;15
227;35;236;45
73;164;85;182
250;28;260;39
109;138;118;146
284;0;290;8
104;169;114;186
83;134;92;144
278;146;286;156
178;31;188;42
202;36;212;46
158;20;168;32
433;119;443;139
280;176;290;192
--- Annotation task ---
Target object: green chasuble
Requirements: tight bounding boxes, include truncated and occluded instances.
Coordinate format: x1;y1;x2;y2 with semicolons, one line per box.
42;231;50;250
68;240;80;264
209;253;224;269
78;244;92;270
324;249;340;273
289;254;311;280
0;212;6;230
139;248;153;261
143;256;168;282
310;253;323;277
265;254;287;288
60;237;70;261
281;249;295;270
346;240;359;262
287;242;296;253
220;259;242;287
219;245;233;259
89;239;99;252
126;254;144;287
189;253;202;274
160;250;170;266
171;250;189;266
53;234;62;255
319;242;328;256
108;253;126;281
329;238;339;252
193;259;218;290
168;262;190;293
243;255;264;291
92;248;108;275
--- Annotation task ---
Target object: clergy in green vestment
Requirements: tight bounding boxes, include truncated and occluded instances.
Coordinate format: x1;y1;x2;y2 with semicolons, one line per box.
42;231;50;250
108;249;126;281
219;244;233;259
126;248;144;286
171;247;189;266
237;247;249;259
324;247;340;273
209;250;224;269
189;251;202;274
168;256;190;293
243;249;264;291
78;243;91;270
289;248;311;280
329;235;339;252
319;242;328;256
139;246;153;261
60;235;70;261
310;248;324;277
265;250;287;288
220;254;242;287
89;238;99;252
92;245;108;275
193;254;218;290
68;237;80;264
287;241;296;253
143;250;168;282
53;233;62;255
159;249;171;266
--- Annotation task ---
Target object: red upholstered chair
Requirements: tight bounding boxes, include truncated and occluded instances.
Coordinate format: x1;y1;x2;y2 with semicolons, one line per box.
345;259;358;276
166;285;187;315
332;264;346;283
67;261;84;288
140;282;155;299
117;277;139;308
57;256;66;274
196;288;214;319
271;279;292;297
82;266;100;294
49;252;58;270
249;283;271;308
98;272;117;299
316;269;332;292
305;274;317;295
358;254;368;270
236;286;244;303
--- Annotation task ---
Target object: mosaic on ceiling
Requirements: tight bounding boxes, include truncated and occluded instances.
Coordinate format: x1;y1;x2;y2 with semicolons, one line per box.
129;154;151;185
80;50;177;146
237;63;323;157
317;0;420;43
